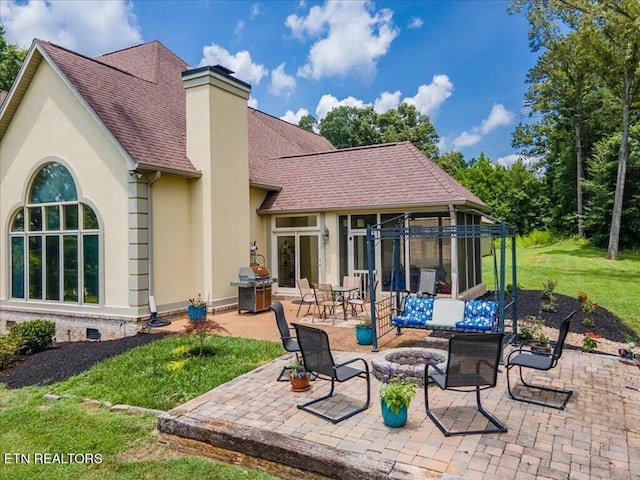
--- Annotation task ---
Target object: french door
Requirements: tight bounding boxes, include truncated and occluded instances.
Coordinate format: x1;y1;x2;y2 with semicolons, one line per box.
276;233;319;289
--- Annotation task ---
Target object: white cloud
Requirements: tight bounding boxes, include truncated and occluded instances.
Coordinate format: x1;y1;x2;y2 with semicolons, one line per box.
248;96;259;109
280;108;309;125
250;3;260;19
315;93;371;119
199;44;268;85
1;0;142;56
269;63;296;97
452;132;482;149
408;17;423;29
235;20;245;36
373;90;401;113
481;104;515;134
451;103;516;151
403;74;454;117
287;0;399;81
497;154;539;167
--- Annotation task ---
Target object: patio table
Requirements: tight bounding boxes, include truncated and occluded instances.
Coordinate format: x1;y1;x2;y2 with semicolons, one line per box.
332;285;358;321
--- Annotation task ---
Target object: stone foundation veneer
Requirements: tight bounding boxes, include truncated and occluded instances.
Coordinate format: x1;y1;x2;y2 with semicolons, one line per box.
371;347;448;386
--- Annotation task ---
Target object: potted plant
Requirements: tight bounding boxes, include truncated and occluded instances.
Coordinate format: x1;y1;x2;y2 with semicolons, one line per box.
519;316;551;355
289;359;310;392
188;294;207;322
355;313;374;345
379;374;417;428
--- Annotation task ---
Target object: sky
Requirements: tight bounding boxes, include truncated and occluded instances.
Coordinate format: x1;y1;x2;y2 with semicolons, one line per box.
0;0;539;165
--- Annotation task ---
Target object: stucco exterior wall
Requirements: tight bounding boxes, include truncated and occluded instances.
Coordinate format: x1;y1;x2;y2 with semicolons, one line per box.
0;60;131;315
184;68;251;306
150;175;192;309
249;187;269;265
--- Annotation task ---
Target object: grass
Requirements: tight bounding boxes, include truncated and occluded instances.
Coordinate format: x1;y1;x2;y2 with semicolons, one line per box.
483;237;640;334
0;335;284;480
51;335;284;410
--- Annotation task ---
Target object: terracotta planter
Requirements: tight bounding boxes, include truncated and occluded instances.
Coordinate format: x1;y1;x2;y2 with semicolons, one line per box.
290;375;310;392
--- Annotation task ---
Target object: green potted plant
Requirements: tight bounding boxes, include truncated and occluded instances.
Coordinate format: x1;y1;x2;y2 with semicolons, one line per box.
289;359;310;392
188;294;207;322
379;374;417;428
355;313;374;345
519;316;550;355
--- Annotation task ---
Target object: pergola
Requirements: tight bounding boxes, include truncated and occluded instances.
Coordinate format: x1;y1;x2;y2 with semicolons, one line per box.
365;209;518;351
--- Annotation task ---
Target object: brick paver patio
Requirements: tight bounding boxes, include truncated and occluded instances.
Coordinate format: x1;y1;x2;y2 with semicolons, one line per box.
158;343;640;479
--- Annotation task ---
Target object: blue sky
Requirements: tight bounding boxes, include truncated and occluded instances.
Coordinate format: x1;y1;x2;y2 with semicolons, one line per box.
0;0;538;165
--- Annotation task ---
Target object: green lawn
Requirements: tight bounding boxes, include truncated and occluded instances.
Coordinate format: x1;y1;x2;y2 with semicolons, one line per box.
483;238;640;334
0;335;284;480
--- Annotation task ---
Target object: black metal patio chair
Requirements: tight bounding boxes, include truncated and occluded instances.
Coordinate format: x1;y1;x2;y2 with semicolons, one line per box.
506;311;576;410
292;323;370;424
425;332;507;436
270;301;302;382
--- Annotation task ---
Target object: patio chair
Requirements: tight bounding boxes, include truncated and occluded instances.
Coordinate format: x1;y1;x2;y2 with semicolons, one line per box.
312;283;340;321
506;311;576;410
417;268;437;297
270;301;301;382
425;332;507;436
348;280;379;315
295;278;316;317
293;323;371;424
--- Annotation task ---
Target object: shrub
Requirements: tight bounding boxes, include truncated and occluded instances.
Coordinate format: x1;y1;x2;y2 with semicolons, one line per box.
9;319;56;355
582;332;600;353
0;334;21;369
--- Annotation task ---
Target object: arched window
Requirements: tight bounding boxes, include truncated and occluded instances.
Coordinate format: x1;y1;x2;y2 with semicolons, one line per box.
9;162;100;304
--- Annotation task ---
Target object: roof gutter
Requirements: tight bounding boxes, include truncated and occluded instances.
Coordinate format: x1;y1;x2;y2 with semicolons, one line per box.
135;162;202;179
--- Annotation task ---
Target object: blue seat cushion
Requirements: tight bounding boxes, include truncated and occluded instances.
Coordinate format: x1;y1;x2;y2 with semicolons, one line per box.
393;297;433;327
455;300;497;331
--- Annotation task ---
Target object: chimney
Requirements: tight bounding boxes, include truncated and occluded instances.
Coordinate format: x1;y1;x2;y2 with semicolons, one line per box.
182;65;251;306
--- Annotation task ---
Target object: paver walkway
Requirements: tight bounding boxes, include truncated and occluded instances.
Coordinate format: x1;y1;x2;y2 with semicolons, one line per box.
158;342;640;479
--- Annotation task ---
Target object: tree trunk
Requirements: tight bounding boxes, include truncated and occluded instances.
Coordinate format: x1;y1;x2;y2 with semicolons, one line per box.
574;120;584;237
606;89;631;260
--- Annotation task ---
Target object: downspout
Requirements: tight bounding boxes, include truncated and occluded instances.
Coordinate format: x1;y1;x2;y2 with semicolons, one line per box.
147;171;162;297
448;204;459;298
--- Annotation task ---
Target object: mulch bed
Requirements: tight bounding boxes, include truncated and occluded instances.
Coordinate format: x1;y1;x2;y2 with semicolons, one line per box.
0;333;169;390
1;290;637;390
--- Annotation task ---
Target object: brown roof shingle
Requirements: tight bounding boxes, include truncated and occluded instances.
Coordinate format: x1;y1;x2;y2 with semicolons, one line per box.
258;142;486;212
7;40;485;212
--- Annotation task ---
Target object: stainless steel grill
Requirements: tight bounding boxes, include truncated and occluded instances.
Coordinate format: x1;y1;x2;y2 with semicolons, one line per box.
230;265;275;313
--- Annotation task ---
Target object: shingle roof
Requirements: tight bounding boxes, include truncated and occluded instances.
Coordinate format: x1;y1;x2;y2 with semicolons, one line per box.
5;39;485;212
258;142;486;212
39;40;196;174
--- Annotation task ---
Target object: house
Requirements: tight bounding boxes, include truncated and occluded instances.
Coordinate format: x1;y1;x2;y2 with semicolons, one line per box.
0;39;489;340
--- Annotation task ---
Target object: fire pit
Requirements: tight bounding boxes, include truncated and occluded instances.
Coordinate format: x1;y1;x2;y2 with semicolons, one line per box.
371;347;448;386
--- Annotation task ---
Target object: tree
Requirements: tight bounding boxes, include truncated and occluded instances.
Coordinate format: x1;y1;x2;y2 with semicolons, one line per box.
297;114;317;133
319;106;381;149
510;0;640;258
318;103;439;157
0;28;27;92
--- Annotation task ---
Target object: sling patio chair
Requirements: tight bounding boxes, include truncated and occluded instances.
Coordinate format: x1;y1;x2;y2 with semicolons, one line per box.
348;280;379;316
425;332;507;437
295;278;316;317
270;301;302;382
506;311;576;410
312;283;341;322
417;268;437;297
293;323;371;424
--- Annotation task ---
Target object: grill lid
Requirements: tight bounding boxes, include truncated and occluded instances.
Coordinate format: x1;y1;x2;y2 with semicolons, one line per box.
250;265;270;278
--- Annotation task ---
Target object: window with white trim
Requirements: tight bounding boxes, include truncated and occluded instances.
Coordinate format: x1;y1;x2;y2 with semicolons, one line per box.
9;162;100;304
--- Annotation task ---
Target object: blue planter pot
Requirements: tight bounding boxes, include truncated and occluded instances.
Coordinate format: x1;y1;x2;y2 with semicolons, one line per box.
355;326;373;345
188;305;207;322
381;400;408;428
